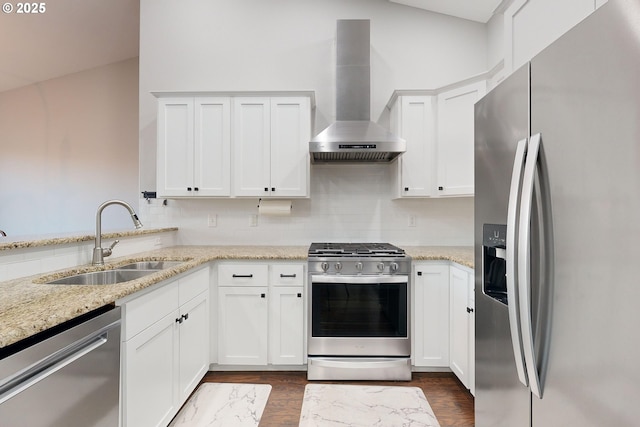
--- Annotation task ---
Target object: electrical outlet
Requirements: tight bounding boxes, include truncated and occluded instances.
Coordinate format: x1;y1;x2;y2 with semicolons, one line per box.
250;214;258;227
207;213;217;227
408;215;416;227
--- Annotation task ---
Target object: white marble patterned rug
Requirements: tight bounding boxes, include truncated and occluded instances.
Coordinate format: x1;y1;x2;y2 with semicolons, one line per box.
299;384;441;427
168;383;272;427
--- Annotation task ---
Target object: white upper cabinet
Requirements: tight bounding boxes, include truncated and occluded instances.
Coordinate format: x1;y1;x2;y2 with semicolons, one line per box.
504;0;600;74
391;95;436;197
389;79;484;198
233;97;311;197
157;97;231;197
156;92;312;198
436;80;486;197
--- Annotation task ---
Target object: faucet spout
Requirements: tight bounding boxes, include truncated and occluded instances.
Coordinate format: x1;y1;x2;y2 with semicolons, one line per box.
92;200;143;265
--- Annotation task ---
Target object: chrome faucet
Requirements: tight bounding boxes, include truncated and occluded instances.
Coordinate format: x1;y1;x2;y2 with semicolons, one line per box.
92;200;143;265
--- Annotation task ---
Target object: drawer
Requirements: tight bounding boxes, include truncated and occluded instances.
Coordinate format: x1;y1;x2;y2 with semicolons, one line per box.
179;266;210;305
123;281;179;340
270;264;304;286
218;263;268;286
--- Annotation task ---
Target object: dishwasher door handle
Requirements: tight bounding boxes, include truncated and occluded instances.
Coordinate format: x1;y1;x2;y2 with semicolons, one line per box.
0;332;108;405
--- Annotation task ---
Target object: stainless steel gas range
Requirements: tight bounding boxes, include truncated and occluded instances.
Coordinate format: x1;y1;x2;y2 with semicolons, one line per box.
307;243;412;380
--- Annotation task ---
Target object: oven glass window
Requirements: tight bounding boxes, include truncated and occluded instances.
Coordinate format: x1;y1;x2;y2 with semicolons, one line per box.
311;282;408;337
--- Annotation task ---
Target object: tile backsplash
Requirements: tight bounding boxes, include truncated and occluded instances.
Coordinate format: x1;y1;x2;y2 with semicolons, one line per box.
141;164;474;246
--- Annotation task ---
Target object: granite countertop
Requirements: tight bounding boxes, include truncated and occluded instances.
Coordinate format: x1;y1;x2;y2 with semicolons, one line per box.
0;244;473;351
0;227;179;251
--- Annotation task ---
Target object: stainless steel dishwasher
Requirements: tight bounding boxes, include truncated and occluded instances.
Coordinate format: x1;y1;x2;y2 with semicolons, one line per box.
0;306;121;426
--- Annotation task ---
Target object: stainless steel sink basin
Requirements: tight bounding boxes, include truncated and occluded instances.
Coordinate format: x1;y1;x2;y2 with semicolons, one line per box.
47;269;157;285
117;260;184;270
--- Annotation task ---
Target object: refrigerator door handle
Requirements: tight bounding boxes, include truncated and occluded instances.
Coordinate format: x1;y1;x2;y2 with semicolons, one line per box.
506;137;529;387
518;132;543;398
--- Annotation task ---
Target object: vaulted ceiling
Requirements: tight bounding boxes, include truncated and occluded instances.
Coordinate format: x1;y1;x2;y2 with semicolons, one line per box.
0;0;500;93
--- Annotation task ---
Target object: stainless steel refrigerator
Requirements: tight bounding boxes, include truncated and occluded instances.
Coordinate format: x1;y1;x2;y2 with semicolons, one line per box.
474;0;640;425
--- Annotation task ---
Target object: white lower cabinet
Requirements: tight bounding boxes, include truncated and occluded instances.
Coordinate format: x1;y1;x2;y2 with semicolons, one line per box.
217;262;304;366
217;286;269;365
412;262;475;394
448;264;475;394
269;286;304;365
412;263;450;367
120;266;210;427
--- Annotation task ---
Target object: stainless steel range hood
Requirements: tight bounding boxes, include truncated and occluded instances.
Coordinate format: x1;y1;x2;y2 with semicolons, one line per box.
310;20;406;163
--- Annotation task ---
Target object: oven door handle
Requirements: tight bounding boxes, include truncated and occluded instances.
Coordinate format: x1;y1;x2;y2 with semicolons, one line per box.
310;275;409;285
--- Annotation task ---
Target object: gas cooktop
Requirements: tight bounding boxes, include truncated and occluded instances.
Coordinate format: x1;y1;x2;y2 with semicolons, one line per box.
308;242;407;257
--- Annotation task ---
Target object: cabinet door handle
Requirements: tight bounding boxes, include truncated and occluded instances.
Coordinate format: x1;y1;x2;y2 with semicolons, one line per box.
404;187;409;191
194;187;199;191
417;271;422;276
297;293;302;298
264;187;269;192
182;313;189;321
232;274;253;278
280;273;297;278
271;187;275;192
438;186;444;191
466;307;474;313
260;293;266;298
175;317;183;324
187;187;192;191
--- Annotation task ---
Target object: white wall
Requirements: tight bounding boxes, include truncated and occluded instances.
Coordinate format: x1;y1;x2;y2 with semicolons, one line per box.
139;0;486;246
0;58;140;237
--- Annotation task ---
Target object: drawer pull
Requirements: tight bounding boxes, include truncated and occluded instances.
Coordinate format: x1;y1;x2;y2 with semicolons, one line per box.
232;274;254;278
260;293;266;298
297;293;302;298
280;273;297;278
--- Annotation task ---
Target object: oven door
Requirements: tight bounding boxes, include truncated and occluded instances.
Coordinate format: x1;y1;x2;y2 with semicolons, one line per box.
308;274;410;357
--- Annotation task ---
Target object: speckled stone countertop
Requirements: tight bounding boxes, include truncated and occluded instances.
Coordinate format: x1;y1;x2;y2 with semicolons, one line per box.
0;244;473;351
0;227;178;251
404;246;474;269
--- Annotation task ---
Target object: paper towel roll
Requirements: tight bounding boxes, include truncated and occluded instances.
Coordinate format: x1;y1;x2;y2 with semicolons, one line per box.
258;199;292;216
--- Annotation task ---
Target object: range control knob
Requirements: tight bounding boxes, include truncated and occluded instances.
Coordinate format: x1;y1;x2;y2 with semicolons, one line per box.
321;262;329;272
355;262;364;271
377;262;385;271
335;262;342;271
390;262;399;272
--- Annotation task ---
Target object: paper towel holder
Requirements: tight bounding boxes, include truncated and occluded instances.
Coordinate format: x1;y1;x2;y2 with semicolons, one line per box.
257;198;293;216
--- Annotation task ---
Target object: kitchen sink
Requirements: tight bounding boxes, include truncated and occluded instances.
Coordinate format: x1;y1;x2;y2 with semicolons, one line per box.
46;269;157;285
117;260;184;270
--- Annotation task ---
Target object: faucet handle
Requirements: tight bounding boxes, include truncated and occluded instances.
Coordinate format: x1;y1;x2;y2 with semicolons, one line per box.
103;240;120;257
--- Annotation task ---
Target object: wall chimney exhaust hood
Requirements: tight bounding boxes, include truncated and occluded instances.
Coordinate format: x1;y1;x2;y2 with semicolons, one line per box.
309;19;406;163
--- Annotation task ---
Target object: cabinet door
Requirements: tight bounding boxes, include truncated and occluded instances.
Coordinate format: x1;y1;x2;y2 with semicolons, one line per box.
233;98;271;196
468;270;475;396
269;97;310;197
217;286;268;364
157;98;194;197
394;96;435;197
123;312;179;427
505;0;596;73
413;264;450;367
194;98;231;196
178;291;210;401
269;286;304;365
450;265;470;388
436;81;486;197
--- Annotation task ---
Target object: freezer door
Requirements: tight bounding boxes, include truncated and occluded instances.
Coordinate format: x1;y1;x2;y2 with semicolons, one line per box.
474;64;531;427
530;0;640;425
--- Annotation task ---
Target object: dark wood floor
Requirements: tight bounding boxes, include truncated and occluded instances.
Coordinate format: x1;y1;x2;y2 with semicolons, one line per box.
201;371;474;427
